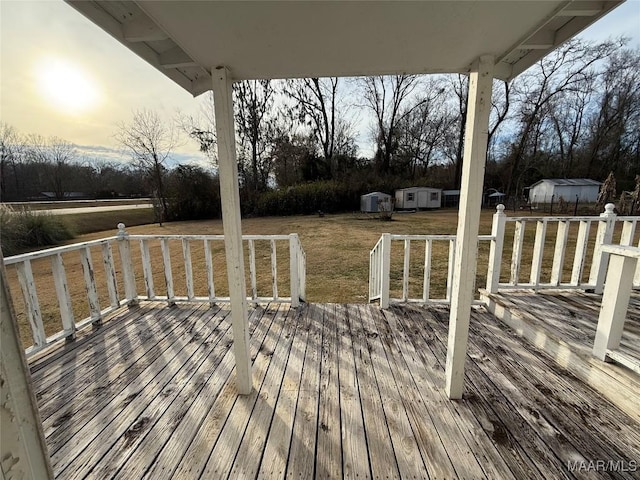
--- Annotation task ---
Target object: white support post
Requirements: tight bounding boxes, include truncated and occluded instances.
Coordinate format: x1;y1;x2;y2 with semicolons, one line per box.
270;239;278;300
550;221;570;286
423;239;432;302
380;233;391;309
446;239;456;301
51;254;76;339
248;240;257;302
101;242;119;309
529;220;547;288
445;55;494;400
593;250;638;360
402;239;411;301
15;260;46;348
510;221;525;285
289;234;300;307
117;223;138;306
571;220;591;285
212;66;252;395
182;239;194;301
161;239;175;305
298;237;306;302
140;239;155;300
486;204;506;293
589;203;616;293
204;239;216;306
0;255;54;480
79;247;101;324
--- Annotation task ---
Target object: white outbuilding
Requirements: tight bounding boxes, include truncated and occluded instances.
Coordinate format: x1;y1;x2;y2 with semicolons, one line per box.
395;187;442;210
360;192;392;213
528;179;602;204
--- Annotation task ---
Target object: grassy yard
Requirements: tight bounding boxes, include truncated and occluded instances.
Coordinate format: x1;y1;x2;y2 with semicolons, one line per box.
5;207;638;348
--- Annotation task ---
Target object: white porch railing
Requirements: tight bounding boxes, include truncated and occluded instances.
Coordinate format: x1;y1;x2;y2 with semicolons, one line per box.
369;233;493;308
4;224;306;357
370;203;640;308
592;244;640;373
485;203;640;294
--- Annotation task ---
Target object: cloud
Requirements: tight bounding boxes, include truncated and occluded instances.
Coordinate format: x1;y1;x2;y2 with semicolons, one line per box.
73;143;212;170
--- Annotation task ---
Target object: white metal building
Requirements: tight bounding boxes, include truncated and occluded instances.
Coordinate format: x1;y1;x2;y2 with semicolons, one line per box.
528;178;602;204
360;192;392;213
395;187;442;210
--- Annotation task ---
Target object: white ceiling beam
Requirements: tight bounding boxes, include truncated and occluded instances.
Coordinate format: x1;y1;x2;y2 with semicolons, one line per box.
557;1;604;16
493;62;513;81
192;74;213;97
122;15;168;42
521;30;556;49
159;46;198;69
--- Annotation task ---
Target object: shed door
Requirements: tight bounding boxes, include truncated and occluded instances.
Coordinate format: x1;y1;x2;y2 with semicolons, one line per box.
418;191;428;208
371;195;378;212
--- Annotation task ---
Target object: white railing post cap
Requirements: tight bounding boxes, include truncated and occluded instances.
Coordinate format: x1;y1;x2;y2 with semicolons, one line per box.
117;223;128;238
603;203;615;216
496;204;505;214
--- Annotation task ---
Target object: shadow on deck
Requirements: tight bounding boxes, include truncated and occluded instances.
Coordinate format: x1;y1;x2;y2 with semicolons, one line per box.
30;301;640;479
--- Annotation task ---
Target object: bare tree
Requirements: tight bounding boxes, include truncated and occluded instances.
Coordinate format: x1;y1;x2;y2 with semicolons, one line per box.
283;77;356;177
584;46;640;185
115;109;178;224
0;123;24;201
505;38;619;196
360;75;420;173
445;74;468;188
28;135;77;200
234;80;277;190
179;93;217;164
395;77;452;177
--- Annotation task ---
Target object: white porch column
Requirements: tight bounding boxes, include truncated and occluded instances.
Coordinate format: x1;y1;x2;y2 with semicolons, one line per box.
445;55;494;399
212;66;252;395
0;255;54;479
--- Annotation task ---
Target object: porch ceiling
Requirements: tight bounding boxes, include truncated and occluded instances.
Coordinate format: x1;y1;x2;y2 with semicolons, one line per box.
65;0;623;96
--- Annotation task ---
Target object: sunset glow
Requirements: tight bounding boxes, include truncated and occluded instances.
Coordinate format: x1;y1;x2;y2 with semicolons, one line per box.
37;57;100;114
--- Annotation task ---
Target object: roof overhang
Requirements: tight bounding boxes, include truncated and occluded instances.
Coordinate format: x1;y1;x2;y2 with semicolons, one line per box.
66;0;624;96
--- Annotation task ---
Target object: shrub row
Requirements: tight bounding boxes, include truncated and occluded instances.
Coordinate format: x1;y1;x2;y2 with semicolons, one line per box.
0;206;74;256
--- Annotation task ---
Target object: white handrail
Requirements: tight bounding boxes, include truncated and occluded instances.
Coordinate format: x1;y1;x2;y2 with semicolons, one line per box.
493;203;639;291
592;245;640;373
369;233;493;307
4;225;306;357
369;203;640;308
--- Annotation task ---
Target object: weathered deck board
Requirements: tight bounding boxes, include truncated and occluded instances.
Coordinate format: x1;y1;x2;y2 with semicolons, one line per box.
31;301;640;479
483;289;640;422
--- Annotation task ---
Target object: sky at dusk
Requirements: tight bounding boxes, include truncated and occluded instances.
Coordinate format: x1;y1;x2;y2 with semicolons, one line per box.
1;0;639;167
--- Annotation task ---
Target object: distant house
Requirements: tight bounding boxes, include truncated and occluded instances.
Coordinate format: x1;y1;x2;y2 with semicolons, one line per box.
360;192;392;213
528;179;601;204
395;187;442;210
30;192;90;201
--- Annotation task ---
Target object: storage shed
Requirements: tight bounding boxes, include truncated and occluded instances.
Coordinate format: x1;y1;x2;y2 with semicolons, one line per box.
395;187;442;210
528;179;601;204
360;192;392;213
443;190;461;208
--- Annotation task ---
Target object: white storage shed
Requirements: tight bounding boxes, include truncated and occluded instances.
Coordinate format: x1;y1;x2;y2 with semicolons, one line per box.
360;192;392;213
395;187;442;210
528;179;601;204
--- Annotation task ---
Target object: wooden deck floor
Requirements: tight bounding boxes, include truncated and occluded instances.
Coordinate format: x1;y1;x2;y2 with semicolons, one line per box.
483;289;640;423
30;301;640;479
